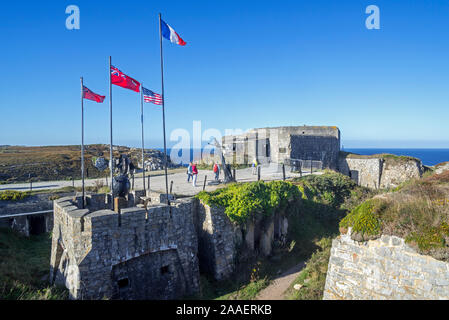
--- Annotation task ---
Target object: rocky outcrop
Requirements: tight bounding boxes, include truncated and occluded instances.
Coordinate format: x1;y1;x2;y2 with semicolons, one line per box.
139;149;180;171
323;228;449;300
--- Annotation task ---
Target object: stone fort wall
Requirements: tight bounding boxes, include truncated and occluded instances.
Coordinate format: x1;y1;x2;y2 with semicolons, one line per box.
323;229;449;300
50;195;199;300
50;192;291;299
338;155;423;189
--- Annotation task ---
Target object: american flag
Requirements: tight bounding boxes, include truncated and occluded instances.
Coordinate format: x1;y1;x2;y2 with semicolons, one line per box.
142;87;162;105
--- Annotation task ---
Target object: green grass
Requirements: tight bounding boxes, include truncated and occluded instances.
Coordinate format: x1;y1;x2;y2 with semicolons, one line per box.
339;170;449;260
0;228;68;300
285;237;332;300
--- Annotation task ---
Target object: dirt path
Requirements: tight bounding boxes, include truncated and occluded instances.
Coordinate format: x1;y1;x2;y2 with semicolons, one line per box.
256;261;305;300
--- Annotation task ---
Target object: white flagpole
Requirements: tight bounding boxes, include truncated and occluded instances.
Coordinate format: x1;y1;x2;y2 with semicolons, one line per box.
141;86;146;193
159;13;170;205
80;77;85;208
109;56;114;209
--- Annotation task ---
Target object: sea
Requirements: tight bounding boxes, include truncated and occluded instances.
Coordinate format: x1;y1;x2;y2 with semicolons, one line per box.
157;148;449;167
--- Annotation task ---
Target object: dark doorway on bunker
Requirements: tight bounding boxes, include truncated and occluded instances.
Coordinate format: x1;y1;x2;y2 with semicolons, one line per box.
29;215;46;235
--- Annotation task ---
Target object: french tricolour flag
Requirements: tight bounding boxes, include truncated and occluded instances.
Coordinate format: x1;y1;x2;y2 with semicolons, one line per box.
161;19;186;46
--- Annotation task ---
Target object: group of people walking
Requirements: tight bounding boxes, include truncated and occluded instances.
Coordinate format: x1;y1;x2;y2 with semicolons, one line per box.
186;162;220;187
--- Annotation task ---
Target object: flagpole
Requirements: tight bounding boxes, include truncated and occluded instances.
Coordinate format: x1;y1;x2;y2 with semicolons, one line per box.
80;77;85;209
109;56;114;209
159;13;170;205
141;85;146;193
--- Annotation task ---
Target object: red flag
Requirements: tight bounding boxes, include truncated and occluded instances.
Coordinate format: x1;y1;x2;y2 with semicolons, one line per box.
111;65;140;92
83;86;105;103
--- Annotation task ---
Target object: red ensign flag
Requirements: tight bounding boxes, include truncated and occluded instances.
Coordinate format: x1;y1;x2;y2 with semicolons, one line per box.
83;86;105;103
111;65;140;92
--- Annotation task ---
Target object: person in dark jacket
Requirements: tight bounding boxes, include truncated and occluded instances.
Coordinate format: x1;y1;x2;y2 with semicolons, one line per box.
187;162;193;182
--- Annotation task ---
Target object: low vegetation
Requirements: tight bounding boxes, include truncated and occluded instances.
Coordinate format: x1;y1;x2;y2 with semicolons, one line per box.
0;144;170;184
285;237;333;300
0;190;30;201
194;170;365;300
0;182;110;203
0;228;68;299
339;171;449;261
4;167;446;300
196;180;300;224
340;151;420;163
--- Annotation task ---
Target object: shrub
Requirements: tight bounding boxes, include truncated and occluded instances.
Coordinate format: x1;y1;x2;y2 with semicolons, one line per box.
339;199;384;240
97;186;110;194
293;171;357;208
196;181;301;224
0;190;29;201
406;222;449;251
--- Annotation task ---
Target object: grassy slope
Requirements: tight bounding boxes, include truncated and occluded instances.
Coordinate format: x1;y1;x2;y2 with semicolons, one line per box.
340;170;449;261
0;144;169;184
0;228;68;299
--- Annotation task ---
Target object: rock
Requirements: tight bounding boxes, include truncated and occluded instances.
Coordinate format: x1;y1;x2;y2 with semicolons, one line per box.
293;284;303;290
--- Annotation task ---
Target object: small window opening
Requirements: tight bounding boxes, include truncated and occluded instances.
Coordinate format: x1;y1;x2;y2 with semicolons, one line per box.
118;278;129;288
160;265;169;275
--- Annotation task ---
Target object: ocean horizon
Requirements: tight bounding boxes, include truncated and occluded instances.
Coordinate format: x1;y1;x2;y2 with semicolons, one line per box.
156;148;449;167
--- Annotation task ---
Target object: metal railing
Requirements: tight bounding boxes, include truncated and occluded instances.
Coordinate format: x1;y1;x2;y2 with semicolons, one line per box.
0;210;53;219
285;159;323;173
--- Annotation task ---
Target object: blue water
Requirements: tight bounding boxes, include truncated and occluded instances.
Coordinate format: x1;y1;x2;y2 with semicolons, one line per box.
344;148;449;166
157;148;449;167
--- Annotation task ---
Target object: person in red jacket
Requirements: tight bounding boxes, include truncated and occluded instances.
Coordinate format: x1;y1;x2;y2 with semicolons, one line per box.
191;163;198;187
213;162;220;181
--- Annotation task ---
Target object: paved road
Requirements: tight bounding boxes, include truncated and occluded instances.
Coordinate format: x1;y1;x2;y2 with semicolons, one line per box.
0;164;319;197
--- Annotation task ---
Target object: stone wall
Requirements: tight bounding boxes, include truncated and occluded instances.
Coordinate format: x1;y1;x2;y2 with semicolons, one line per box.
323;229;449;300
195;202;239;280
338;157;382;189
50;196;199;300
380;159;423;189
50;189;292;299
339;155;423;189
0;192;79;237
195;200;289;281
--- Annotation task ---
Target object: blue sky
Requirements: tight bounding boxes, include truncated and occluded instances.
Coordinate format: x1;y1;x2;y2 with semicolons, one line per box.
0;0;448;148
